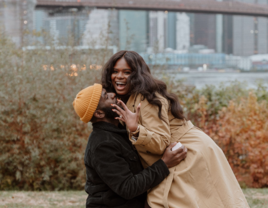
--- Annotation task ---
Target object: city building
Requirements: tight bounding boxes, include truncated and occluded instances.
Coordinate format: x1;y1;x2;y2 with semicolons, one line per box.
33;8;89;45
176;13;190;51
0;0;35;46
191;13;217;52
148;11;166;52
148;11;190;52
83;9;118;47
232;0;268;56
1;0;268;58
119;10;148;52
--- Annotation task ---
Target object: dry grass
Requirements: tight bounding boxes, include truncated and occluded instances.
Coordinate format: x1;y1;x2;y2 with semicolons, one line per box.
0;191;86;208
243;188;268;208
0;189;267;208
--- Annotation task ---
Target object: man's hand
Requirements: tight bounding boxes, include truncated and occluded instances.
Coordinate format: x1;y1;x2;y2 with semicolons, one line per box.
161;143;187;169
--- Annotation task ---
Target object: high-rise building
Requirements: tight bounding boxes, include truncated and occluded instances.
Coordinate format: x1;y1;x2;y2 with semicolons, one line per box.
192;13;217;51
83;9;118;47
148;11;158;51
222;14;233;54
119;10;148;52
176;13;190;51
34;8;90;45
148;11;190;52
233;15;255;56
83;9;109;46
167;12;176;49
257;0;268;54
0;0;35;46
148;11;167;52
1;0;268;56
232;0;268;56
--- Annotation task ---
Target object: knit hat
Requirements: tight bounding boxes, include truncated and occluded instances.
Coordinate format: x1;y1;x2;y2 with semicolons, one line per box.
73;83;102;123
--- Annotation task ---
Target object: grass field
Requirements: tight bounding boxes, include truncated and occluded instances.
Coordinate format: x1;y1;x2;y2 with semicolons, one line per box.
0;189;267;208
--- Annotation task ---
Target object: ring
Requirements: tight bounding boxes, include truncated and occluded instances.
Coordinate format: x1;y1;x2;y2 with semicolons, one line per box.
120;115;122;118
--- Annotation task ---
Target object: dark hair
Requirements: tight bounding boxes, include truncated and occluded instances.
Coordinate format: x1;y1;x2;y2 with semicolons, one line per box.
101;50;185;120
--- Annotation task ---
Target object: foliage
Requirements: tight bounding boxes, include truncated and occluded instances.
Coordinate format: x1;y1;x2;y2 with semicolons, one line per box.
194;91;268;188
0;32;108;190
1;30;268;190
162;74;268;188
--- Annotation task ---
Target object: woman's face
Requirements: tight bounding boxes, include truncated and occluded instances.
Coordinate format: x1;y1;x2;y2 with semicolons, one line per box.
111;57;132;96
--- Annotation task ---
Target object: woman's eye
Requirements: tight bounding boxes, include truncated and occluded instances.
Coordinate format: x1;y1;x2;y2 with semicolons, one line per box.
125;72;131;74
113;71;118;74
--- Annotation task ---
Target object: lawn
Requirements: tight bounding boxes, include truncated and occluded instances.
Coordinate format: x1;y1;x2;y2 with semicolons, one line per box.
0;189;267;208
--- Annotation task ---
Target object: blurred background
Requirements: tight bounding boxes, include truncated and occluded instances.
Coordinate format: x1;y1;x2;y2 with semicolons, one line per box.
0;1;268;204
1;0;268;87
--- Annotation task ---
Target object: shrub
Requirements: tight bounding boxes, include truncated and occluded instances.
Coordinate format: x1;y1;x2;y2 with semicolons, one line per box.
1;31;268;189
197;92;268;188
0;33;107;190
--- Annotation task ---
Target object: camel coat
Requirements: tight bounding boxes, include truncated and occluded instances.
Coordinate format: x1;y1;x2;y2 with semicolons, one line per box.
126;93;249;208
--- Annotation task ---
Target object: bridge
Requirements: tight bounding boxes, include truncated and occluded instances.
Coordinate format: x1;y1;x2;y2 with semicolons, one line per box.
35;0;268;17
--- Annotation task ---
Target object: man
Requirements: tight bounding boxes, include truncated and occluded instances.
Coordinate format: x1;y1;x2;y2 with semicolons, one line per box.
73;83;187;208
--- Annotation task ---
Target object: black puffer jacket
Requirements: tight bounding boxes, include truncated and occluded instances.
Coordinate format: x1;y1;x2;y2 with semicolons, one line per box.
84;121;169;208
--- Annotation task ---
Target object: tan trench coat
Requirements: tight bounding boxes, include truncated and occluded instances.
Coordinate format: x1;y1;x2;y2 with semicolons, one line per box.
126;93;249;208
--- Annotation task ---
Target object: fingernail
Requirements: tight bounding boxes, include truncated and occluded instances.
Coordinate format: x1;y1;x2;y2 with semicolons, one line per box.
111;104;114;106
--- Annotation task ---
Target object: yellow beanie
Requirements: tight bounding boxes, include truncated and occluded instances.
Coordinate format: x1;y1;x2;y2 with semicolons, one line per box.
73;83;102;123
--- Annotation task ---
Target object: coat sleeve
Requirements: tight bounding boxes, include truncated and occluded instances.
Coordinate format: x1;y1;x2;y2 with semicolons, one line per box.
91;141;169;200
130;97;171;155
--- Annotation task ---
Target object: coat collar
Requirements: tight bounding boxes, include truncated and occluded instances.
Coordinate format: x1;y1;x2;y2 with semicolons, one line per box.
92;121;127;134
126;93;142;113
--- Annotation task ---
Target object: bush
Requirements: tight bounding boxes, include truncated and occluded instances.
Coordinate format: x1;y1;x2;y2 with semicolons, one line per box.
1;31;268;190
195;91;268;188
165;75;268;188
0;33;108;190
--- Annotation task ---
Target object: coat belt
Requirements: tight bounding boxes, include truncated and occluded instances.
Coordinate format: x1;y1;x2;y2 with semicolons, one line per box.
163;120;194;208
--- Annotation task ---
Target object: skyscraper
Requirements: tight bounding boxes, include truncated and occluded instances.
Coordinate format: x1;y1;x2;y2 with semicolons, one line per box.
119;10;148;52
176;13;190;51
257;0;268;54
222;14;233;54
83;9;110;46
34;8;90;46
193;13;217;51
232;0;268;56
148;11;190;52
167;12;176;49
0;0;35;46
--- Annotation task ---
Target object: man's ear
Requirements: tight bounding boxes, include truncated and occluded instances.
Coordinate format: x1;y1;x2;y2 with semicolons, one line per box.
93;109;105;119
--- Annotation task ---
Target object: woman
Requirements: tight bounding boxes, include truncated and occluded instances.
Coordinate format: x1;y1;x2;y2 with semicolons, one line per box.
101;51;249;208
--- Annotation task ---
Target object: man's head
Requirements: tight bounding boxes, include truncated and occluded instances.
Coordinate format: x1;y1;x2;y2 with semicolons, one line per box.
73;84;118;124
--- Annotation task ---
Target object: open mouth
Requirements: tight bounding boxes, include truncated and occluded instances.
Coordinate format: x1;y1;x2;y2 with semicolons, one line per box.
115;82;127;91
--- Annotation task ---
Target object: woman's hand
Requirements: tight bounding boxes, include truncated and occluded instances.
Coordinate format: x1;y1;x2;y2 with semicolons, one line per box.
112;99;141;133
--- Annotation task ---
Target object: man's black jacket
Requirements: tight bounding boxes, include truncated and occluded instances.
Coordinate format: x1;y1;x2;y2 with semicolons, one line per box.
84;121;170;208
